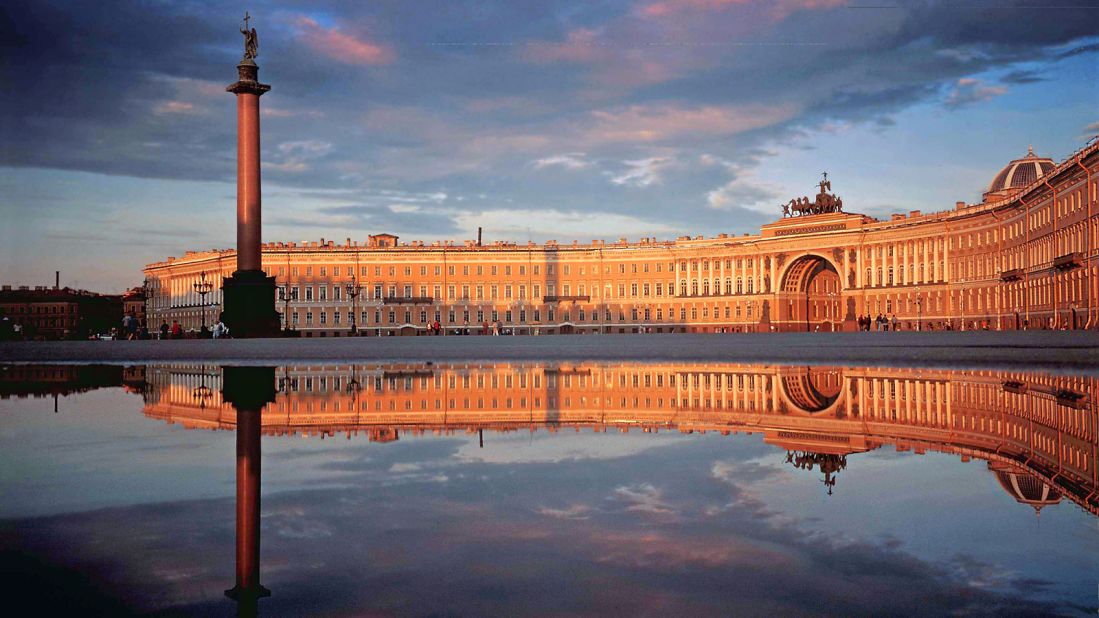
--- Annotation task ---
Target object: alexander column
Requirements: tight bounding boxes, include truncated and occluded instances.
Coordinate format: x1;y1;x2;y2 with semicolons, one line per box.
222;13;280;338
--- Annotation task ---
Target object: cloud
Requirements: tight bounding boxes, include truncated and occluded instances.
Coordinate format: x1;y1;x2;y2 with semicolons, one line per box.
292;15;394;66
586;103;800;144
999;69;1044;85
639;0;846;21
611;483;677;515
706;169;782;213
608;157;674;188
944;78;1008;109
263;107;325;119
523;28;607;64
153;101;197;115
532;153;591;170
537;504;595;519
262;140;334;174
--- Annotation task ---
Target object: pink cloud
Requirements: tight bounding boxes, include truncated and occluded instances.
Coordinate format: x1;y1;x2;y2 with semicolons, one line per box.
522;27;705;91
523;28;607;64
585;102;799;144
944;77;1007;109
293;16;394;65
640;0;845;21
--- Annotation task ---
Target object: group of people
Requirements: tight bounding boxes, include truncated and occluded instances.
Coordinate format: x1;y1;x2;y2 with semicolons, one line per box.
155;319;228;339
857;314;899;331
419;320;515;336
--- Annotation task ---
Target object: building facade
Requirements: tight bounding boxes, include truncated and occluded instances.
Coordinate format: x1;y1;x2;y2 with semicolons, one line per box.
0;285;122;340
144;142;1099;335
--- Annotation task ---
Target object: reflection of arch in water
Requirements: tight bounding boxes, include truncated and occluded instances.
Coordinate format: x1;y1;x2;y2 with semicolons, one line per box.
776;254;845;332
777;366;845;415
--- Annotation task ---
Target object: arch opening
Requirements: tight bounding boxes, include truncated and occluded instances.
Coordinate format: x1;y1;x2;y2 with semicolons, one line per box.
776;255;844;332
781;367;843;413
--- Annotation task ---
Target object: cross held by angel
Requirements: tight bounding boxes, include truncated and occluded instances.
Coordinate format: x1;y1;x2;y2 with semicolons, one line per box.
240;12;258;59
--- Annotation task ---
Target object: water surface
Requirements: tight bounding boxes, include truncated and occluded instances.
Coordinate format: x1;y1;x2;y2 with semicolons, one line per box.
1;362;1096;615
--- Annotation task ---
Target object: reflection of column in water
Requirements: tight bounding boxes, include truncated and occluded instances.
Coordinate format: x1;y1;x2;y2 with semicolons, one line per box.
222;367;276;612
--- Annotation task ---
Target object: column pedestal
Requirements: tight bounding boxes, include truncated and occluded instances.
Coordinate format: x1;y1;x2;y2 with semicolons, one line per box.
222;270;280;339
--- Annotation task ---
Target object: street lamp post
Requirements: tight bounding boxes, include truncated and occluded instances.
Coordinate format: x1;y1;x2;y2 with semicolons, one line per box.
915;287;922;332
278;285;297;332
142;276;150;334
345;274;362;336
194;272;214;336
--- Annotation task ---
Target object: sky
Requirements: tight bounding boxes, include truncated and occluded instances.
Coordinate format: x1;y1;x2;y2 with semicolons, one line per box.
1;1;1097;292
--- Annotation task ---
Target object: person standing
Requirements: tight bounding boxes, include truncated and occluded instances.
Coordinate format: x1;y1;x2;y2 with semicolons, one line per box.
160;321;170;340
171;320;183;339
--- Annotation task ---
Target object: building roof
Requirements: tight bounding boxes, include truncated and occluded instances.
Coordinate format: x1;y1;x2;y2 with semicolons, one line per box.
0;286;118;304
986;146;1055;195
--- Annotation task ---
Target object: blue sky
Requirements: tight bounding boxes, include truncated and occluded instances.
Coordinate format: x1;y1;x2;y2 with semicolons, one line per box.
2;1;1097;292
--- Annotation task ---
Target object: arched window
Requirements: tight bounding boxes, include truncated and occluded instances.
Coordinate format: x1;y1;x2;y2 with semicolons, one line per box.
736;278;743;294
702;280;710;295
691;279;699;295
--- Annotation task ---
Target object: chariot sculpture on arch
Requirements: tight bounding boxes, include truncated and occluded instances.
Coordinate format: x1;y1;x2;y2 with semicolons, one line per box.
240;12;258;60
782;172;844;217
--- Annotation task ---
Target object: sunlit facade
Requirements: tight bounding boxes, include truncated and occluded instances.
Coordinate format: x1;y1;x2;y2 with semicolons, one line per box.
144;141;1099;334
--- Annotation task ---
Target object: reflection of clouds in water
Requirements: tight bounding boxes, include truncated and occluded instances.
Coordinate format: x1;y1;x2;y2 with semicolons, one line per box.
536;504;594;520
611;483;678;518
0;438;1080;615
455;432;689;465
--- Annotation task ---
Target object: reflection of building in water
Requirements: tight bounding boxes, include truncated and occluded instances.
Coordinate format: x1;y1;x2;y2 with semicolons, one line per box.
140;363;1098;515
0;365;125;398
989;461;1062;515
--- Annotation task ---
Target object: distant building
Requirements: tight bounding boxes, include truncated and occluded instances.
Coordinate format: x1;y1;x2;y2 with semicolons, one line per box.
0;285;122;340
144;141;1098;335
122;286;147;328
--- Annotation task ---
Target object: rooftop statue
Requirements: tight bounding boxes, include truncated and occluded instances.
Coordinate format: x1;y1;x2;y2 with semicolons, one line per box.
240;12;258;59
782;172;844;217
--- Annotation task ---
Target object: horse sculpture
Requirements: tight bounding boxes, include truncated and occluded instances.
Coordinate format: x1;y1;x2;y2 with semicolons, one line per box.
782;173;844;217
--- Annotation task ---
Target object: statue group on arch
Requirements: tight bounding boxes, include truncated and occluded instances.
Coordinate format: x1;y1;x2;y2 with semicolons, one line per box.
782;173;844;217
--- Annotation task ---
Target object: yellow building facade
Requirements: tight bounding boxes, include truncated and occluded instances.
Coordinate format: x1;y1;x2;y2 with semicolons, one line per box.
144;142;1099;334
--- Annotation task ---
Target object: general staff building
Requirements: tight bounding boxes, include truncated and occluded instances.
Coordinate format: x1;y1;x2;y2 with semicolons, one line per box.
144;142;1099;335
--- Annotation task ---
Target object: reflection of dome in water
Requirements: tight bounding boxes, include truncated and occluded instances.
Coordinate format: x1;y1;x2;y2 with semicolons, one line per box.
782;369;842;413
988;461;1062;515
984;146;1055;201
